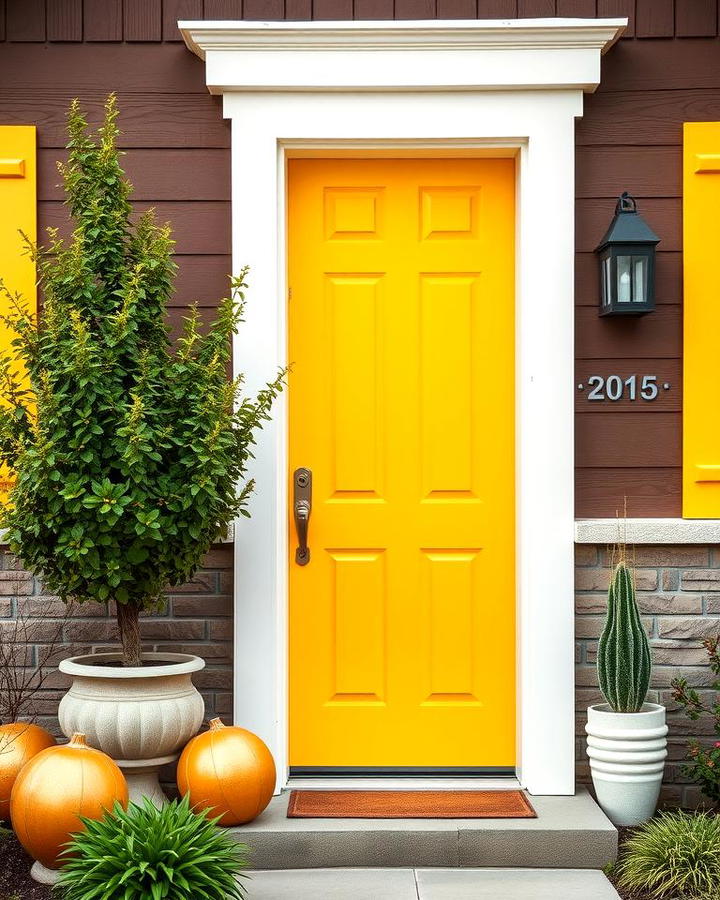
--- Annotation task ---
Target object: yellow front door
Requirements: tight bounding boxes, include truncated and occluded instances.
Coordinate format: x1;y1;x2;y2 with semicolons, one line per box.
288;158;516;769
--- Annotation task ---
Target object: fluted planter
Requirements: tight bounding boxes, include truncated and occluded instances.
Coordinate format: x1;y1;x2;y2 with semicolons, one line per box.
59;652;205;806
586;702;667;827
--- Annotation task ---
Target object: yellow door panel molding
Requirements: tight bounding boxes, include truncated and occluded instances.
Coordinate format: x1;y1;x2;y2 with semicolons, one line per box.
693;465;720;483
288;158;516;767
694;153;720;174
0;158;27;178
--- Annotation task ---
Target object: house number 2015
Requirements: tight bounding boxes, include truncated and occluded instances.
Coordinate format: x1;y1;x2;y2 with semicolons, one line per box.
577;375;671;402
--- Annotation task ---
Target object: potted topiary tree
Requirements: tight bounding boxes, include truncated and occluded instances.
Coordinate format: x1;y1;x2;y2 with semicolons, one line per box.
585;556;667;826
0;96;284;803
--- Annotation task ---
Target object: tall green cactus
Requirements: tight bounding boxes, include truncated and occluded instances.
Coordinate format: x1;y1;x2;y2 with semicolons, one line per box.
597;561;652;713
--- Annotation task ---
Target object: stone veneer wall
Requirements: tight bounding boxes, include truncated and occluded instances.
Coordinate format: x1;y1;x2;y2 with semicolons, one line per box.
576;544;720;809
0;544;233;738
3;539;718;806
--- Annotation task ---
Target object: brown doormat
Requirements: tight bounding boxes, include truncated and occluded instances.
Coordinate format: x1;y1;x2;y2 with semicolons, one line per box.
287;790;536;819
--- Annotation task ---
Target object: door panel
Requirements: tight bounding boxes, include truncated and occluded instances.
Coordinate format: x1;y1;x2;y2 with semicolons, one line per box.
288;158;515;768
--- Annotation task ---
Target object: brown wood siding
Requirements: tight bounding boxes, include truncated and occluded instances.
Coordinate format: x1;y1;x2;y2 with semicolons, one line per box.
574;32;716;517
0;1;717;517
0;0;232;432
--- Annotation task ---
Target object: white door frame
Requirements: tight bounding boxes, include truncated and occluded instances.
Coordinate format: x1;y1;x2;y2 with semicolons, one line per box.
181;17;626;795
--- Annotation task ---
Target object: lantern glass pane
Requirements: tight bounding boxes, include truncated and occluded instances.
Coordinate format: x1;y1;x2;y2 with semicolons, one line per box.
602;256;611;306
616;255;632;303
632;255;647;303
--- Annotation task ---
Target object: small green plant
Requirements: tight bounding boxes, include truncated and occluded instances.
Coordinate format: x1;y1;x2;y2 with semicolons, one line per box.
56;794;248;899
671;635;720;805
615;810;720;898
597;559;652;713
0;95;284;666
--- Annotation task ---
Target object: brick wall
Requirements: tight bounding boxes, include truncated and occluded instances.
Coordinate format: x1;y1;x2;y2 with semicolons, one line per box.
576;544;720;808
0;545;234;738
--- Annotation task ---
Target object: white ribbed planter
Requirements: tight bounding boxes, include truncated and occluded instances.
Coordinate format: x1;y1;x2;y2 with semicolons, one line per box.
586;702;667;826
58;652;205;805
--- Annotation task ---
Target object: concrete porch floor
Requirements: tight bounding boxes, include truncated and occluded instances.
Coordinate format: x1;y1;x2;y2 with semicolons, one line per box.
242;868;621;898
230;787;617;870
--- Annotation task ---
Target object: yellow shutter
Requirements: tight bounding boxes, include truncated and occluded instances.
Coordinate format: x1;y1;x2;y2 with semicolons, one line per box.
0;126;37;496
684;123;720;517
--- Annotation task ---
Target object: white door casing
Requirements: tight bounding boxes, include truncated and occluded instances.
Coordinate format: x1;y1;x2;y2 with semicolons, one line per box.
180;17;626;795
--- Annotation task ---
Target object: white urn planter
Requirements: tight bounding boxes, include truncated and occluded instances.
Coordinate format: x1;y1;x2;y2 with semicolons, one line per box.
58;652;205;806
586;702;668;827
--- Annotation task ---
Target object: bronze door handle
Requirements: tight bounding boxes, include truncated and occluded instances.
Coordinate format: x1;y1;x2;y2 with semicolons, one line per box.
293;468;312;565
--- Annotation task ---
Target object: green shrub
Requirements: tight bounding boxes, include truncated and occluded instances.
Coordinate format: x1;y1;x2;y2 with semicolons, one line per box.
672;635;720;805
616;810;720;899
0;95;284;665
56;795;248;900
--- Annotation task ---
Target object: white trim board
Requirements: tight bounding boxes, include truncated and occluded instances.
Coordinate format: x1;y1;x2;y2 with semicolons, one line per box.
180;18;625;93
181;17;625;56
576;518;720;545
180;17;626;797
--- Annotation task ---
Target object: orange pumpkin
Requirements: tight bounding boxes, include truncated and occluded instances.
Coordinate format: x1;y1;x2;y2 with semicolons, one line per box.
177;718;276;825
0;723;56;821
10;732;128;870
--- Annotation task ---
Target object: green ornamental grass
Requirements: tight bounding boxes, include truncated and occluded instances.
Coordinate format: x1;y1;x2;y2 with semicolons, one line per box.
616;810;720;899
56;795;248;900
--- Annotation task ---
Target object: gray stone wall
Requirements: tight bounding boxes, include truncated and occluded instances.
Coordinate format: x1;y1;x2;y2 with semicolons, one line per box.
576;544;720;808
3;540;718;806
0;545;234;737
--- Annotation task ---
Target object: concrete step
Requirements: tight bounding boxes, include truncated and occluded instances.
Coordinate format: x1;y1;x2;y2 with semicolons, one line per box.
230;787;617;871
242;868;622;899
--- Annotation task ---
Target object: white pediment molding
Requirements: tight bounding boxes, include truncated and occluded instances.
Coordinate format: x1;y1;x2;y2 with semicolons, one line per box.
180;17;626;93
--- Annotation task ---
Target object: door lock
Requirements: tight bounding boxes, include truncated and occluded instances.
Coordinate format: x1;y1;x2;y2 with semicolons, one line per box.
293;467;312;565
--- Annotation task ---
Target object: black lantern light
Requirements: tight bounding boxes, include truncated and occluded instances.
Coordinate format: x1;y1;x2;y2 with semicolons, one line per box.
595;192;660;316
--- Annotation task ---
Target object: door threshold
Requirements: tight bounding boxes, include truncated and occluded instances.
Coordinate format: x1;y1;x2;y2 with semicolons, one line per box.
286;776;521;791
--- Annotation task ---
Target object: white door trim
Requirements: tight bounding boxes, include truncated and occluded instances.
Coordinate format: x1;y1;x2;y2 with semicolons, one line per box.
180;17;626;795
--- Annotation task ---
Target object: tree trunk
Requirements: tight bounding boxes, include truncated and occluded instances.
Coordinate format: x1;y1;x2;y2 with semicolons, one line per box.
116;602;143;667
